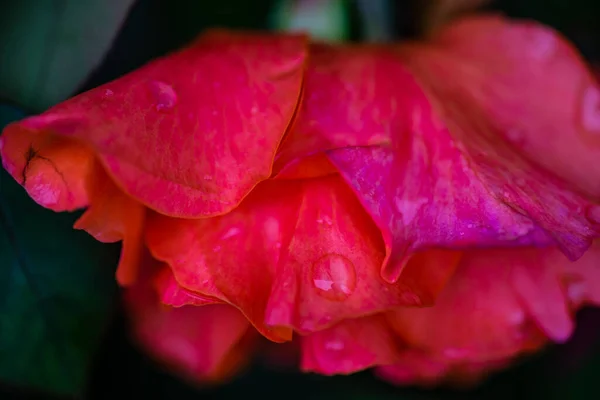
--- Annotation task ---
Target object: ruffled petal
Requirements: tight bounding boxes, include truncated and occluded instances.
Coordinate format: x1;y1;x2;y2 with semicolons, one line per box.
386;244;600;369
329;16;600;283
404;15;600;198
125;263;254;383
1;30;307;218
147;175;448;342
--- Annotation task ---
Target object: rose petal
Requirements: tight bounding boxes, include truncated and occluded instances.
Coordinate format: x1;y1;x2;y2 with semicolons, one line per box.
405;15;600;198
147;175;446;341
273;42;424;174
387;244;600;365
329;17;600;282
1;30;307;218
146;179;297;342
301;315;400;375
125;264;253;383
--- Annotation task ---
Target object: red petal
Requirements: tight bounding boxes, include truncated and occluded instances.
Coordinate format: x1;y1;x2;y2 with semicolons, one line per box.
329;17;600;282
73;164;145;286
273;43;424;174
1;30;307;218
125;264;253;383
146;175;437;341
145;179;297;342
387;244;600;367
300;315;400;375
405;15;600;198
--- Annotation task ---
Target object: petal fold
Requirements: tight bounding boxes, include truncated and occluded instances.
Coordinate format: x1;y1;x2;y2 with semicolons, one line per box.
1;30;308;218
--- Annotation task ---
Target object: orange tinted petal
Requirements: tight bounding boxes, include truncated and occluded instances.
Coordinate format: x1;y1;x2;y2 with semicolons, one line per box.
0;128;94;212
146;176;439;342
73;164;145;285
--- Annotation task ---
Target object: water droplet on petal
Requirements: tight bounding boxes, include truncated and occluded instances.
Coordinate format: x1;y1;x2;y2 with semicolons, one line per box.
324;339;345;351
263;217;280;243
203;174;213;181
512;223;533;239
442;348;468;360
400;292;422;306
566;280;587;305
311;254;356;301
527;27;556;60
581;85;600;133
149;80;177;111
515;178;526;187
506;128;524;144
221;227;241;240
104;89;114;97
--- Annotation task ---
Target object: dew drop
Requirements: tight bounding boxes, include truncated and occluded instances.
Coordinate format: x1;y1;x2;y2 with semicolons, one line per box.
515;178;526;187
506;128;524;144
527;27;556;60
221;227;241;240
581;85;600;133
311;254;356;301
203;174;213;181
104;89;114;97
400;292;422;306
442;348;468;360
566;279;587;305
324;339;345;351
149;80;177;111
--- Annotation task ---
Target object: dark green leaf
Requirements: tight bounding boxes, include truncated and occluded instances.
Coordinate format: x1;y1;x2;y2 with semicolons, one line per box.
0;0;135;111
0;105;120;396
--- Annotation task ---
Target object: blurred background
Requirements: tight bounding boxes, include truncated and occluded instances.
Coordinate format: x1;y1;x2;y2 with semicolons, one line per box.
1;0;599;399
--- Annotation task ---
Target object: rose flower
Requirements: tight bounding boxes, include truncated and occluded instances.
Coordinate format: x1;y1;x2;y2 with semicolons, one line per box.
1;15;600;386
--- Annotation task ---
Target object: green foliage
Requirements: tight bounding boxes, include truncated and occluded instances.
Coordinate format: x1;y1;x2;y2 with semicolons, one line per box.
0;0;135;111
0;106;120;396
